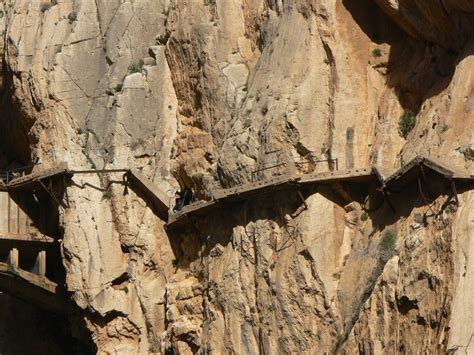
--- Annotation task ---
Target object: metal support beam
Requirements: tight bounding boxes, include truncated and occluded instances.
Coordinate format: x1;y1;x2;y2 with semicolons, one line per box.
297;190;308;210
417;177;434;204
417;178;436;216
451;179;459;206
382;188;396;214
38;180;63;207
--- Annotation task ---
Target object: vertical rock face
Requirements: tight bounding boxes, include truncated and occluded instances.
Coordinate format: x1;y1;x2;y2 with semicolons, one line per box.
0;0;473;353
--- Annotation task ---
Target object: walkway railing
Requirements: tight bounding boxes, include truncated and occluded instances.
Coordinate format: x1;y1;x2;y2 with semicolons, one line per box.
0;164;35;184
250;157;338;182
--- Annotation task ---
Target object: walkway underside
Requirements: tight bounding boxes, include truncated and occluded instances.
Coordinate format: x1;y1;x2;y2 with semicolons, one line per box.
0;263;65;313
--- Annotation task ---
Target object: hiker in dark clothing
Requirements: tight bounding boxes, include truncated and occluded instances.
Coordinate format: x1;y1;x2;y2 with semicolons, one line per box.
173;188;194;212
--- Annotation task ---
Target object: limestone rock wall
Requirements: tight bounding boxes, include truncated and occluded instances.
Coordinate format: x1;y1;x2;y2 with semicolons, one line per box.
0;0;473;354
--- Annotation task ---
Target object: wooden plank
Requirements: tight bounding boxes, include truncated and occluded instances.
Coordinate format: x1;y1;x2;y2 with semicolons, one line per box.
0;233;54;243
213;174;297;201
7;162;69;189
0;262;65;313
167;200;218;227
127;169;171;219
299;168;373;185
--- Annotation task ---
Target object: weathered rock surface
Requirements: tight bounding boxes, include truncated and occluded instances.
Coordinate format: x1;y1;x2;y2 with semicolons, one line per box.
0;0;473;354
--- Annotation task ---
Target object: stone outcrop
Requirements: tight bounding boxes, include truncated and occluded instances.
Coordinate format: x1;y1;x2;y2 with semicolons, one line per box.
375;0;474;50
0;0;473;354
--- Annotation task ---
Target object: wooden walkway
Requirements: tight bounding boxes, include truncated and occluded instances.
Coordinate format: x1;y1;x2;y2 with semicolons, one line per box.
167;155;474;228
0;162;69;191
0;156;471;230
126;169;171;219
0;248;65;313
0;262;64;313
0;155;471;311
0;164;172;312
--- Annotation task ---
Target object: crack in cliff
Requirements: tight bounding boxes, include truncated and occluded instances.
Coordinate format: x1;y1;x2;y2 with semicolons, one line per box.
321;39;337;167
332;248;396;353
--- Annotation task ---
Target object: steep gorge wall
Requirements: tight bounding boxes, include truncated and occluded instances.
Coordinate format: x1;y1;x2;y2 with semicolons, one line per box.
0;0;473;353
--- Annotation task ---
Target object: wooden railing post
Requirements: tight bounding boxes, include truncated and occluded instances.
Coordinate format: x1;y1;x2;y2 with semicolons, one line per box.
8;248;18;268
35;251;46;277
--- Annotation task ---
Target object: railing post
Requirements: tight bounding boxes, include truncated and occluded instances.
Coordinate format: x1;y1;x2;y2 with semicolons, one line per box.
35;251;46;277
8;248;18;268
286;161;296;176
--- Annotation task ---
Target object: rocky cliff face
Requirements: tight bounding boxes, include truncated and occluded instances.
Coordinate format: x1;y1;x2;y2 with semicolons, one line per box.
0;0;473;353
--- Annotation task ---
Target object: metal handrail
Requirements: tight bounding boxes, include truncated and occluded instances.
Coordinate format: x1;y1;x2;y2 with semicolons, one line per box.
296;157;338;171
0;163;37;184
250;157;339;183
251;162;287;182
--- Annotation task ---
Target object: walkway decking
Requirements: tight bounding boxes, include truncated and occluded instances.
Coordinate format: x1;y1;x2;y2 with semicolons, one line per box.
0;246;64;313
0;164;173;312
126;169;171;219
383;155;472;189
0;262;64;312
0;155;471;312
0;162;69;191
167;156;474;228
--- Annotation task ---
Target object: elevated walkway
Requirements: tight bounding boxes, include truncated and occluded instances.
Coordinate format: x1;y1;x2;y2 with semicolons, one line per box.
167;168;374;228
167;200;218;226
0;155;471;312
0;163;172;219
383;155;473;189
0;164;173;313
298;167;374;185
213;174;301;201
0;248;65;313
0;263;64;313
0;162;69;191
167;155;474;229
126;169;171;219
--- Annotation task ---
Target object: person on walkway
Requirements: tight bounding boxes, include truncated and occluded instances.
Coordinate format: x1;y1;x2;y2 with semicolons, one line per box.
173;188;194;212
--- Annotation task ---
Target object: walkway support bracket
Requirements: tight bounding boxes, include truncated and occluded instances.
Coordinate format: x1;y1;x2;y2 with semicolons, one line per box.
451;179;459;206
297;190;308;210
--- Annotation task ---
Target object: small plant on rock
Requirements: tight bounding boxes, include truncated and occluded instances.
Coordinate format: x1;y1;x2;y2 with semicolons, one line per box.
128;59;144;74
380;230;397;252
244;118;251;128
399;110;417;138
414;213;424;224
102;188;113;201
114;82;123;93
372;48;382;57
67;11;77;23
41;2;52;12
